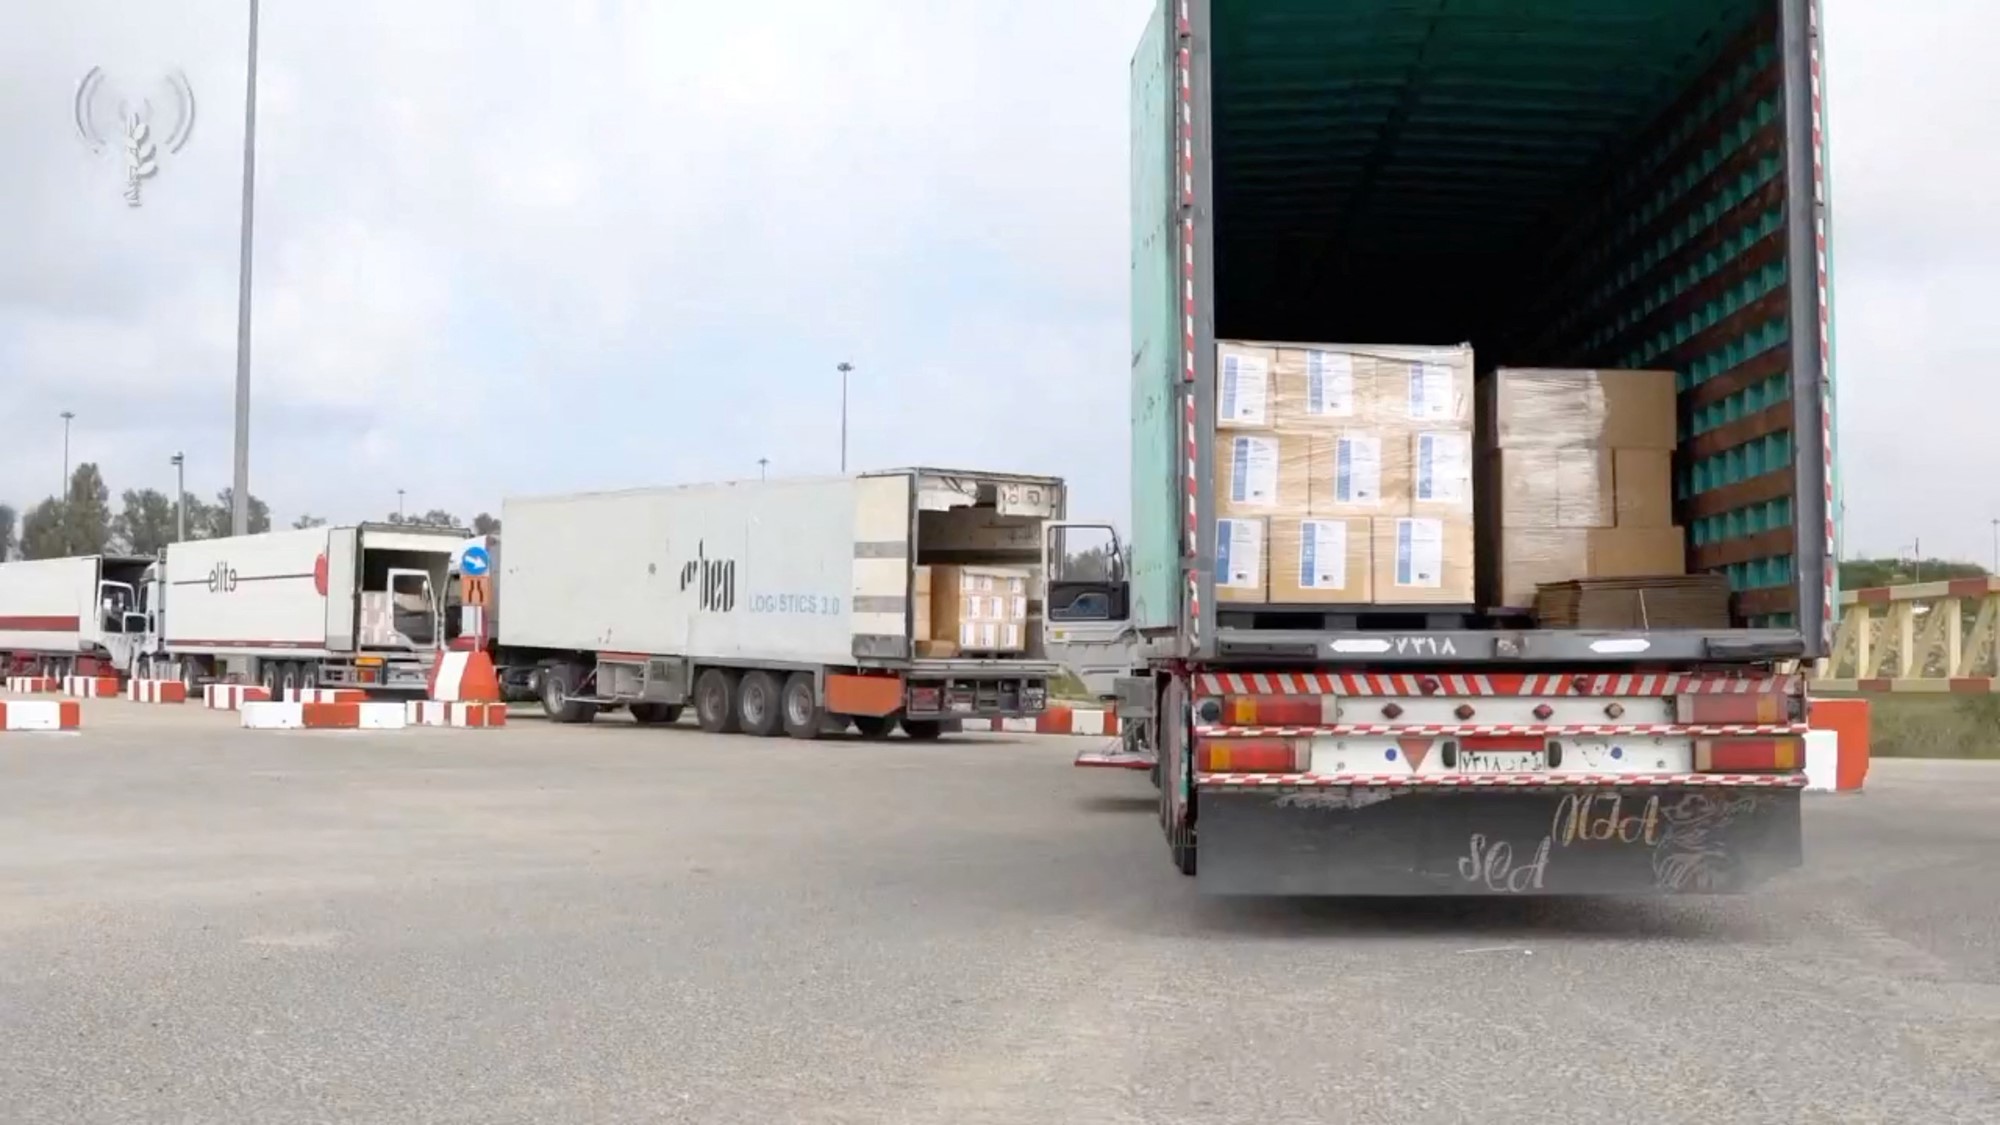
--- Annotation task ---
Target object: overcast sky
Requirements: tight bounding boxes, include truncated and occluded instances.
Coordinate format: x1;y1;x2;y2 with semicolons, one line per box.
0;1;1988;564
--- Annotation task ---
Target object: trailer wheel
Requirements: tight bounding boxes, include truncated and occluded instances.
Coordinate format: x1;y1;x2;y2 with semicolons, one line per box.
629;702;682;725
260;660;282;698
851;715;895;740
780;672;822;740
280;662;300;696
693;669;741;734
736;671;784;737
540;664;597;724
298;662;320;691
900;719;943;742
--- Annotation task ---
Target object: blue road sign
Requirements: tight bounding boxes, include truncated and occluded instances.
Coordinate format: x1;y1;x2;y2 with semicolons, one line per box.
460;544;491;576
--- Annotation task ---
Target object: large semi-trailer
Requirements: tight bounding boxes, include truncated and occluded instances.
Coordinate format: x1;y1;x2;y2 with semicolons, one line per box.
487;468;1063;739
1064;0;1834;895
0;555;153;677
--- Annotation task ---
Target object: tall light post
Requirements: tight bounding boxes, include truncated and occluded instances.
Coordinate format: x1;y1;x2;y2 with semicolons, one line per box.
396;489;406;520
836;361;853;473
59;411;75;497
229;0;261;536
170;452;187;543
758;457;769;480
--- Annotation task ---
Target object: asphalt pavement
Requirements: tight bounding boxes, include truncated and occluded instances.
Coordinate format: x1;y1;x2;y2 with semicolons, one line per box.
1;697;1995;1124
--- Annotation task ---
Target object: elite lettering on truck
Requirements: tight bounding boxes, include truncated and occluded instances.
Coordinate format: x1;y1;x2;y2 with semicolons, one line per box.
1058;0;1833;896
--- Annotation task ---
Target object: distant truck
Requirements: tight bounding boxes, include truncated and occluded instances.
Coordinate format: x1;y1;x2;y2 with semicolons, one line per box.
0;554;153;678
469;468;1064;739
0;523;462;694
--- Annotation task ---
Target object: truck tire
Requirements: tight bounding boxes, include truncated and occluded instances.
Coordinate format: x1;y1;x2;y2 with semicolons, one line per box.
540;664;597;724
693;669;741;734
900;719;943;741
298;662;319;691
260;660;282;697
780;672;822;740
280;663;300;695
851;715;895;740
736;671;784;737
629;702;682;725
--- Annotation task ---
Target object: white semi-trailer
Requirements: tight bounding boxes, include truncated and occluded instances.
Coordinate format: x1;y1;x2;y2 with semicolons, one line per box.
0;554;154;677
139;523;464;694
487;468;1065;739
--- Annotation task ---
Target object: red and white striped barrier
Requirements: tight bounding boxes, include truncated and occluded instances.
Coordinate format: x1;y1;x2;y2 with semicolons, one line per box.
63;675;121;698
0;699;81;731
1805;697;1870;793
956;705;1118;736
4;676;58;694
204;684;272;710
428;649;502;702
405;700;508;728
240;701;409;730
280;688;366;704
126;679;189;704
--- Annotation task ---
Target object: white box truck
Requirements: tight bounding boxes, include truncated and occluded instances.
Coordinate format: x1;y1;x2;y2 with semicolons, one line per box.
485;468;1065;739
0;555;154;677
141;523;463;694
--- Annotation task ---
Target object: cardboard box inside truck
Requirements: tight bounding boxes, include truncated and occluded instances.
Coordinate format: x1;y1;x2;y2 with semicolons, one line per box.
1270;517;1372;604
925;564;1029;653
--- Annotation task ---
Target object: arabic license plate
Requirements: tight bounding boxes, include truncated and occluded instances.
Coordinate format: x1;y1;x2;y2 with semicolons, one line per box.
1458;750;1547;774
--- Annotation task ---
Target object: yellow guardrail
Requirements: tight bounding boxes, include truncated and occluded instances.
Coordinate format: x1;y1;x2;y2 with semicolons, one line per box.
1813;577;2000;693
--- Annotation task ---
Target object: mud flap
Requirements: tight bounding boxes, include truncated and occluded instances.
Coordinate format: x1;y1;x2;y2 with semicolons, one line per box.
1195;786;1803;896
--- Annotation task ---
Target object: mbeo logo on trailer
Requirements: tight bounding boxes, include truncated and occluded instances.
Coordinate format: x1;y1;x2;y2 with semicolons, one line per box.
679;541;737;614
207;562;239;593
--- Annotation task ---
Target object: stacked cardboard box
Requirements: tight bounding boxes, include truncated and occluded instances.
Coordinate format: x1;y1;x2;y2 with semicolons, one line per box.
1480;368;1688;611
913;564;1029;654
1214;340;1475;606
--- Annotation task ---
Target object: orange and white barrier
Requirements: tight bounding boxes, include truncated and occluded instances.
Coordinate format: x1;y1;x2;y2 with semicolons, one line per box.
427;649;501;703
1805;697;1870;792
63;675;121;698
280;688;366;704
405;700;508;728
0;699;81;731
204;684;272;710
4;676;58;693
240;700;409;730
126;679;189;704
956;704;1118;736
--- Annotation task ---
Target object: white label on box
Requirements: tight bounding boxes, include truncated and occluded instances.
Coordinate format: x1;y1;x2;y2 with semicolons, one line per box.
1227;435;1281;507
1215;518;1263;589
1393;518;1445;589
1331;434;1382;506
1305;351;1355;417
1011;596;1027;619
1414;432;1470;504
1219;354;1271;426
1407;362;1455;421
1297;520;1348;590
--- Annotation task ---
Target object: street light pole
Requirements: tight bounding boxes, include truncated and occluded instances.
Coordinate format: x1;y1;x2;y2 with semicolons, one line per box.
229;0;261;536
59;411;75;497
171;452;187;543
396;489;405;520
836;361;853;473
758;457;769;480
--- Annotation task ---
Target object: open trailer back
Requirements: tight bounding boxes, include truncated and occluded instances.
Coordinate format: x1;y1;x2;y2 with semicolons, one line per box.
1066;0;1834;895
492;468;1064;739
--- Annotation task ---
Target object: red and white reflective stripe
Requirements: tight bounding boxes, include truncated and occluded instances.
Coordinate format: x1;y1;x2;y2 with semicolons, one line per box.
1808;0;1837;650
126;679;188;704
1196;723;1810;739
1177;5;1200;647
1197;772;1808;789
1195;671;1799;697
4;677;58;693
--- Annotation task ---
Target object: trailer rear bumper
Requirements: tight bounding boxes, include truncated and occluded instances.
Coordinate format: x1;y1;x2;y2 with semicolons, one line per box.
1192;780;1803;897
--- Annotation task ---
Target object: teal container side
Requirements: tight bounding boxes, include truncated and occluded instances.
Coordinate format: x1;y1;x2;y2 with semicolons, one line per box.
1128;2;1180;632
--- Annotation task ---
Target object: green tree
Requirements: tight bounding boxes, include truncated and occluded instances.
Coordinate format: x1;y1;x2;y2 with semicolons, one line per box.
20;498;66;559
189;489;272;539
112;488;178;556
472;512;501;536
292;513;327;529
1838;557;1987;590
59;464;113;555
388;508;462;529
0;503;16;561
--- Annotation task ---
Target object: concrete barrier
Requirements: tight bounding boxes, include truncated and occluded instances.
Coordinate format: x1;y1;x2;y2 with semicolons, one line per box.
240;701;409;730
126;679;189;704
63;675;121;698
0;700;81;731
204;684;271;710
4;676;58;694
405;701;508;727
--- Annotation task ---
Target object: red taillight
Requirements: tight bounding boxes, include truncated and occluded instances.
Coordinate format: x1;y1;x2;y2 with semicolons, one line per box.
1196;738;1308;773
1675;693;1792;725
1694;737;1803;772
1217;695;1326;727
